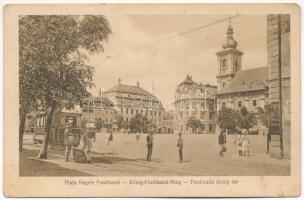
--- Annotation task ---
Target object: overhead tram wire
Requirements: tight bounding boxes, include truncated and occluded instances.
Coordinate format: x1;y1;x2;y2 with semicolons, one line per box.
101;14;241;63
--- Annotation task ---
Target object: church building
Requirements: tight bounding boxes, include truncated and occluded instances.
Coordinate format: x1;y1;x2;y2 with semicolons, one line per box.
216;24;268;113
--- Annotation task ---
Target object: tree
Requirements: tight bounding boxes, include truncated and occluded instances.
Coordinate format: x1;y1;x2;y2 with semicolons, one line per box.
19;15;112;159
186;116;202;133
217;105;239;133
129;114;151;133
238;106;256;130
19;83;39;152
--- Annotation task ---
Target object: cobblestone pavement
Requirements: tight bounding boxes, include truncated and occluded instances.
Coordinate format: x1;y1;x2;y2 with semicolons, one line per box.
22;133;290;176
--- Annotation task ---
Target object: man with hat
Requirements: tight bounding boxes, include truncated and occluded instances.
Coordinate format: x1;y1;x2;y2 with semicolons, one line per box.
177;131;184;162
64;122;74;162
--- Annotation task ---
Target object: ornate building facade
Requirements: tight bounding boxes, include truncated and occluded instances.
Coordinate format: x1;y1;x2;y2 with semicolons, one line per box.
174;75;217;134
81;96;116;128
216;24;268;113
102;79;164;132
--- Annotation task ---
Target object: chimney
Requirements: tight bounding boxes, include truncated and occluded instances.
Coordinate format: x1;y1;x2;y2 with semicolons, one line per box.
136;81;140;87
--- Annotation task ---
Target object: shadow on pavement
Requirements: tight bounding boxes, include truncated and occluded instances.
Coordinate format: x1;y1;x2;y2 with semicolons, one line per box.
90;156;136;164
20;149;91;176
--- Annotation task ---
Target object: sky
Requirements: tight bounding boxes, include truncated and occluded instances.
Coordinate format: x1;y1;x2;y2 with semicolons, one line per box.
87;14;267;109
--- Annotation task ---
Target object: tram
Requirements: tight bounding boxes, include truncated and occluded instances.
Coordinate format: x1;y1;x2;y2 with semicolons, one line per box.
30;109;82;147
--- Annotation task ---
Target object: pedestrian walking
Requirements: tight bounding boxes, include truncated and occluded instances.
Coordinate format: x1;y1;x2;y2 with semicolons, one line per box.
81;129;93;163
177;132;184;162
146;131;154;161
108;128;113;145
218;129;227;157
64;122;74;162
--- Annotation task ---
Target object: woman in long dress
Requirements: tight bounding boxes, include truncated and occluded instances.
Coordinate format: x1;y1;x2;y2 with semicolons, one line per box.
242;130;250;156
234;129;244;156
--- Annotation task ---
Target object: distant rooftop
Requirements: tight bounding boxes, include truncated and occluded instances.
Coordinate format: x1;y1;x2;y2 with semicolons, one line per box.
103;83;153;97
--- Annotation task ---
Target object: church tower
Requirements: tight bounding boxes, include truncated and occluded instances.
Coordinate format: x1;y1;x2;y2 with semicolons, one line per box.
216;23;243;91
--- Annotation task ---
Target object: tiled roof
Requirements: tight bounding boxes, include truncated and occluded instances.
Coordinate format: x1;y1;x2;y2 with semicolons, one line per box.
218;67;268;94
103;83;164;109
104;84;154;97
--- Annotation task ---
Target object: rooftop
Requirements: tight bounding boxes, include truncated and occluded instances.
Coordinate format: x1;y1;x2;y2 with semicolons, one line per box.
103;83;153;97
218;67;268;94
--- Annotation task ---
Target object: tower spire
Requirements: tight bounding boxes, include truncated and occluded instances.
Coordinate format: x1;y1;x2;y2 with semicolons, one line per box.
216;22;243;91
222;22;237;49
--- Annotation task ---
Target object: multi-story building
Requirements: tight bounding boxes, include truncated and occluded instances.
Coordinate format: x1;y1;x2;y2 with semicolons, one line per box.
102;79;164;132
216;23;268;113
81;96;116;128
174;75;217;134
267;14;290;158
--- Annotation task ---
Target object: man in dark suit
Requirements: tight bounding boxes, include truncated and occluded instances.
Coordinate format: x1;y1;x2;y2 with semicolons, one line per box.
177;132;184;162
218;129;227;157
146;131;154;161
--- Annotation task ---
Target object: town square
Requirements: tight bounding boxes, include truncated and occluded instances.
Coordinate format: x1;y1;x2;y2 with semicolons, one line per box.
19;13;291;176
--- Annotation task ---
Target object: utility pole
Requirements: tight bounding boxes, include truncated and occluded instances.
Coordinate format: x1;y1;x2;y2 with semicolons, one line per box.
278;15;284;159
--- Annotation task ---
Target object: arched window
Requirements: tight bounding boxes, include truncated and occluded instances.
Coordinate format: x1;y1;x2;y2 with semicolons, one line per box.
221;59;227;73
234;58;239;71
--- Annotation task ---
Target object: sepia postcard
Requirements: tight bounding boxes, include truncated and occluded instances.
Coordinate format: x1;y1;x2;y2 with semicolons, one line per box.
3;3;301;197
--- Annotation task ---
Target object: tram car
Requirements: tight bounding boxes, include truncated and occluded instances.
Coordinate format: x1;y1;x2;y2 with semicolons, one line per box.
29;108;82;147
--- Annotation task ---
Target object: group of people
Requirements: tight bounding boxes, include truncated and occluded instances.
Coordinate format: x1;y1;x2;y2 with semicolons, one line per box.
218;128;251;157
64;122;93;163
65;123;255;164
234;129;251;156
